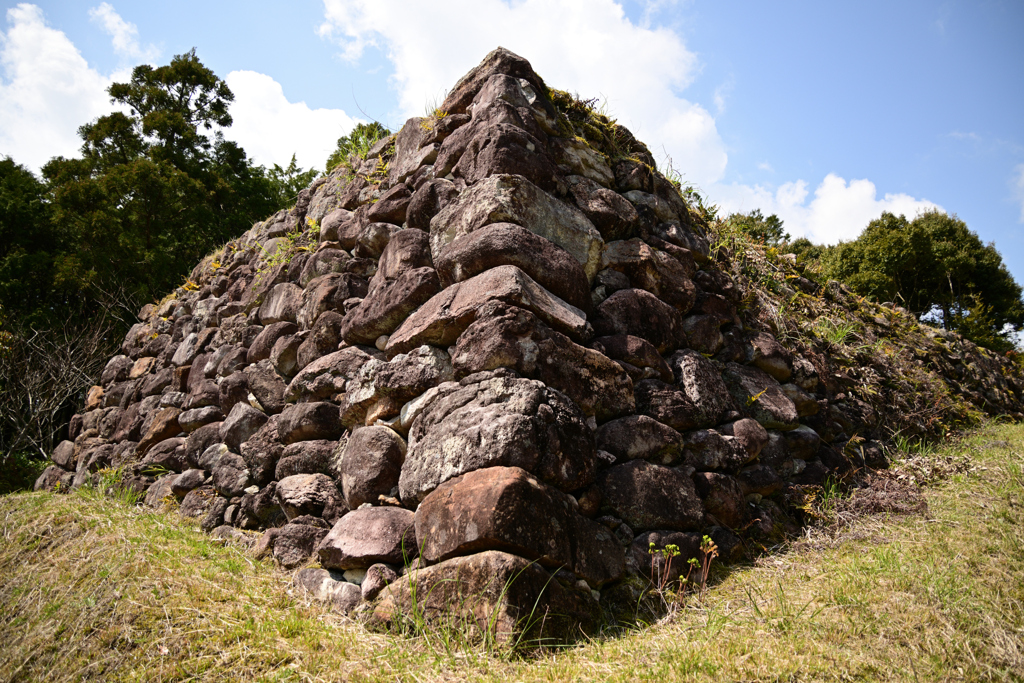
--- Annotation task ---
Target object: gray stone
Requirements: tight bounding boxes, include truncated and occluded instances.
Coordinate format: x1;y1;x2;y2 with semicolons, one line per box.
429;174;604;282
399;373;595;505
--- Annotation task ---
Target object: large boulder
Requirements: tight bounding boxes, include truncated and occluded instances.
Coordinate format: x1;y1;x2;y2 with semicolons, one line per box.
598;460;704;532
275;473;341;521
340;426;407;509
600;239;696;312
595;414;684;465
591;289;685;354
317;506;417;570
414;466;624;587
340;267;441;345
722;363;800;430
435;222;591;313
451;303;634;421
666;349;736;427
278;402;344;444
371;551;600;644
399;373;595;505
385;265;591;357
285;346;381;403
429;174;604;282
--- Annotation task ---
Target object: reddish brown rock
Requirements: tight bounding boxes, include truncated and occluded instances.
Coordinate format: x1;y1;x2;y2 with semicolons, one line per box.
590;334;674;383
453;123;559;192
596;414;684;465
317;506;417;570
285;346;381;403
340;267;441;345
566;175;639;241
600;239;696;312
592;288;685;354
275;440;338;480
365;183;412;225
340;426;407;509
385;265;591;358
429;174;604;281
414;466;624;587
258;283;304;325
439;47;547;117
406;178;459;231
276;473;341;520
278;402;344;444
136;408;182;457
435;222;591;313
371;550;600;644
693;472;750;529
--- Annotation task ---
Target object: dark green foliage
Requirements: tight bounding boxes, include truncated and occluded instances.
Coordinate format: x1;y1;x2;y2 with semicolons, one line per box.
0;451;48;495
817;210;1023;351
40;49;279;314
0;51;301;488
324;121;391;172
0;158;59;326
726;209;790;246
268;154;319;210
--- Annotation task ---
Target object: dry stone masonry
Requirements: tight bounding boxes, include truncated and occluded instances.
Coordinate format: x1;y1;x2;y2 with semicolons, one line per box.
36;48;1024;641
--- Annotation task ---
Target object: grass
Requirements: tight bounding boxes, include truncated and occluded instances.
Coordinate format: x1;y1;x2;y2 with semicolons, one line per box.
1;421;1023;681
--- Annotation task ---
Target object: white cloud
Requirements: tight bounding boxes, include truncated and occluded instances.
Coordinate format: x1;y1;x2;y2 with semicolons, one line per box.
712;173;942;244
757;161;774;173
1013;164;1024;223
318;0;729;186
223;70;360;172
88;2;157;62
713;77;733;116
0;4;118;171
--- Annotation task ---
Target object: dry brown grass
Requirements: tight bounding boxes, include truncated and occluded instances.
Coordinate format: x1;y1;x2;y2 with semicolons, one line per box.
1;422;1023;682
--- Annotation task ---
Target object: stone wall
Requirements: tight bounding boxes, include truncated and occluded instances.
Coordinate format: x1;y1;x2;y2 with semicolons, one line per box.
34;48;1024;639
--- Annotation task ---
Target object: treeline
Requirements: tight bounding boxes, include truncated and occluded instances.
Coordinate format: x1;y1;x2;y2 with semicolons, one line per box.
725;209;1024;353
0;50;324;490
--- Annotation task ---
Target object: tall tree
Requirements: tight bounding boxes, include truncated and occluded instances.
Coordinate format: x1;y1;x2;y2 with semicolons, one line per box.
726;209;790;246
0;158;58;326
42;49;278;313
821;210;1023;351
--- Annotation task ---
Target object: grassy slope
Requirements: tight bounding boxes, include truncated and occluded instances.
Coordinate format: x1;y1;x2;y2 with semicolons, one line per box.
1;423;1022;682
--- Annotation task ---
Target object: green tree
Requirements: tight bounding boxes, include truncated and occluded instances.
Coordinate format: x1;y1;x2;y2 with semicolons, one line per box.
324;121;391;172
42;49;278;313
726;209;790;246
0;158;59;326
267;154;319;210
821;210;1023;351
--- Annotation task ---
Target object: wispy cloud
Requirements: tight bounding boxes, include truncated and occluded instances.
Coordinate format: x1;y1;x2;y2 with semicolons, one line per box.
713;77;733;116
948;130;981;142
757;161;774;173
88;2;157;62
1012;164;1024;223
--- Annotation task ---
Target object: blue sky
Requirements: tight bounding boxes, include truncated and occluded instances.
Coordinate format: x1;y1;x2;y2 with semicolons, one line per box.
2;0;1022;284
